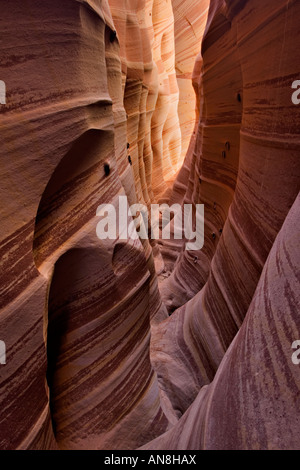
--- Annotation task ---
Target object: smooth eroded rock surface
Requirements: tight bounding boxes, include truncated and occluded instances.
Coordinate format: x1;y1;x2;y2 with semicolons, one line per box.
0;0;299;451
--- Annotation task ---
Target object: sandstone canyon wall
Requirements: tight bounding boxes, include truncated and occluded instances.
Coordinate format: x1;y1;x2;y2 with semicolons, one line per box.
172;0;209;162
0;0;170;450
0;0;299;451
149;0;300;447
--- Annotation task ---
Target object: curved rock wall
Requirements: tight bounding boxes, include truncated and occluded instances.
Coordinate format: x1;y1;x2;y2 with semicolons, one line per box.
144;193;300;450
150;0;300;445
0;0;299;451
172;0;209;162
108;0;182;204
0;0;170;450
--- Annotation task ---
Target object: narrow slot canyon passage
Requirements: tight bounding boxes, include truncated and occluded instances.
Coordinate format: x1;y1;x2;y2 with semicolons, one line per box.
0;0;299;451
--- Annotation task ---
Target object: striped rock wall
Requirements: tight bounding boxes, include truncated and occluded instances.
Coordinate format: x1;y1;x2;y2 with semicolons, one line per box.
108;0;182;205
144;192;300;449
0;0;170;450
150;0;300;445
0;0;299;451
172;0;210;162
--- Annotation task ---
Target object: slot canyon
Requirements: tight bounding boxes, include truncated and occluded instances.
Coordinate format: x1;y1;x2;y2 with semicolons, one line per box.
0;0;299;450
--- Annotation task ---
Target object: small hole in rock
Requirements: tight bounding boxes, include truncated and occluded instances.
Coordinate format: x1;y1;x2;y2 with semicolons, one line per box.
104;163;110;176
110;30;117;43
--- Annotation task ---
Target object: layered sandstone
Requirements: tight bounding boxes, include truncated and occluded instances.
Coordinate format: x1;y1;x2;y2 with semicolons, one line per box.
172;0;209;161
0;0;170;450
0;0;299;452
150;0;300;445
144;193;300;450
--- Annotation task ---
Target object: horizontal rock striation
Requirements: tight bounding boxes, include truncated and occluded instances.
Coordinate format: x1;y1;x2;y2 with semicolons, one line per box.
0;0;299;451
143;192;300;450
151;0;300;439
172;0;209;162
0;0;170;450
